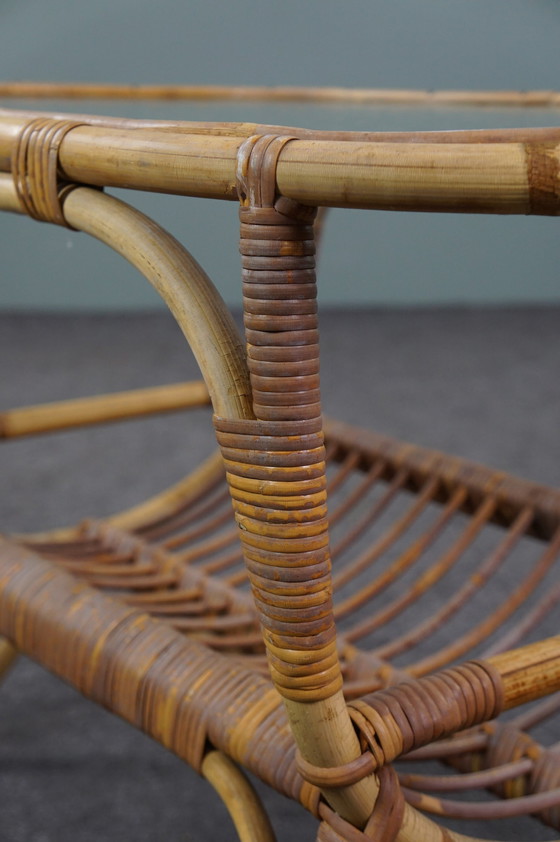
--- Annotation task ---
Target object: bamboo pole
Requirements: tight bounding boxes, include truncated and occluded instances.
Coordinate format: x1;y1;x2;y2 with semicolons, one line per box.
287;693;376;826
0;116;559;214
487;636;560;709
201;751;278;842
60;187;252;419
2;180;377;827
0;381;210;438
1;82;560;108
0;177;249;542
0;170;22;211
3;106;560;147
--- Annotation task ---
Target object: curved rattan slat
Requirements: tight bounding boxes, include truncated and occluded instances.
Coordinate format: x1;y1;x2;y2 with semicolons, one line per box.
201;751;278;842
378;506;535;661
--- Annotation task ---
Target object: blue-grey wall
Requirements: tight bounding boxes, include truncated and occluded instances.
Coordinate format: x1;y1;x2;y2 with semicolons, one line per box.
1;0;559;310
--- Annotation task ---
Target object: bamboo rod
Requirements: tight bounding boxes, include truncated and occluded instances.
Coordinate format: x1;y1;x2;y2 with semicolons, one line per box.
0;170;23;211
0;116;559;214
61;187;252;419
201;751;277;842
0;381;211;438
0;538;489;842
3;106;560;148
0;179;250;542
2;82;560;108
487;636;560;709
2;108;560;840
284;692;376;827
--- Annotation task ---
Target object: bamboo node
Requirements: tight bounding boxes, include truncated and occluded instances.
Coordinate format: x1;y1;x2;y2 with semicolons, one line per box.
525;142;560;216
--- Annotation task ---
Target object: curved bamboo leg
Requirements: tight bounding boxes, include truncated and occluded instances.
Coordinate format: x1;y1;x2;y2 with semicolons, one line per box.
201;751;277;842
0;176;251;420
0;175;252;542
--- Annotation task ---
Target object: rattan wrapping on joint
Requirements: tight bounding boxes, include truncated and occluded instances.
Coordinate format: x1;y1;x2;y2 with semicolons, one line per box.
0;538;323;813
12;117;86;227
317;767;406;842
295;661;503;789
213;134;345;704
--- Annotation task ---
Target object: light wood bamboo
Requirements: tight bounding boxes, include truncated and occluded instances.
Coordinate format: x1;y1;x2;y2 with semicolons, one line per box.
2;82;560;108
285;691;376;827
0;116;559;214
0;171;23;211
3;105;560;147
0;381;210;438
488;636;560;709
61;187;252;419
80;188;376;825
0;177;241;541
201;750;277;842
0;174;249;545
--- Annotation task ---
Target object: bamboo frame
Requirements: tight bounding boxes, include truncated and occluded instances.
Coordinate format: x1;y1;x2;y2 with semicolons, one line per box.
0;114;559;214
201;751;277;842
0;381;211;438
1;81;560;107
1;96;560;841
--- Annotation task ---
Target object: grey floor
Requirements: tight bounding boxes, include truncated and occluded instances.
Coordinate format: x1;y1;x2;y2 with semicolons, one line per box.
1;308;560;841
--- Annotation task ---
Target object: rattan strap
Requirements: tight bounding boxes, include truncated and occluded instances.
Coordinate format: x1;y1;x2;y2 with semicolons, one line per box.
316;767;406;842
214;134;345;703
12;117;86;227
296;660;504;789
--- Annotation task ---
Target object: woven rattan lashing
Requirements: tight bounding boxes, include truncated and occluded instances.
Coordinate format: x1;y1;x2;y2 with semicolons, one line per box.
11;117;86;227
219;134;377;827
227;134;338;704
2;91;560;841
